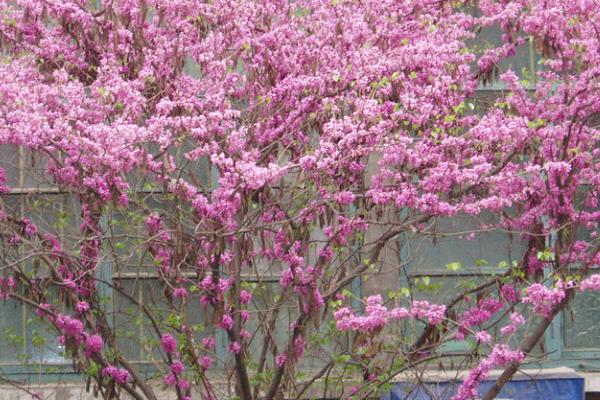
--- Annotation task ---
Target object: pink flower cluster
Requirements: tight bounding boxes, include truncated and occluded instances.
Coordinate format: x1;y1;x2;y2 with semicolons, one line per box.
522;283;565;318
164;360;190;392
161;334;178;354
102;365;130;385
580;275;600;291
456;298;503;340
334;295;445;333
55;314;84;345
0;276;15;300
85;334;103;357
76;301;90;314
500;312;526;336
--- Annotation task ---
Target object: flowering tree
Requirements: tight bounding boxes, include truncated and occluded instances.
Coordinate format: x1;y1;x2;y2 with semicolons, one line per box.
0;0;599;399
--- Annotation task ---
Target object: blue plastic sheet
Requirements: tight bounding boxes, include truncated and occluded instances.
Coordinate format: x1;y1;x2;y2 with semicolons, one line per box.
381;369;584;400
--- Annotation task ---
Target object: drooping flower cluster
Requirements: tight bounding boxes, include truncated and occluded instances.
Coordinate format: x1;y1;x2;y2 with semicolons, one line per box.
0;276;15;300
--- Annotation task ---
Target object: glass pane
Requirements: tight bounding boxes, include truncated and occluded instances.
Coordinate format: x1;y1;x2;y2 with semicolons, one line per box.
108;194;174;274
246;281;348;370
25;308;65;364
0;297;24;363
113;279;144;361
0;146;54;190
467;6;538;85
406;274;544;356
0;194;77;364
0;144;21;188
563;290;600;349
477;24;534;80
112;278;211;362
406;214;525;273
22;149;54;190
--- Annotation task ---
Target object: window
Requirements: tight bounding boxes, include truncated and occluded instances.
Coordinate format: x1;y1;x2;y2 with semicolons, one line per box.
401;214;529;354
547;189;600;369
467;6;539;90
0;146;75;379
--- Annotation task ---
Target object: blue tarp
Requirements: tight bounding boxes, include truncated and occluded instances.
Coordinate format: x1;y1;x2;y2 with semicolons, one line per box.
381;369;584;400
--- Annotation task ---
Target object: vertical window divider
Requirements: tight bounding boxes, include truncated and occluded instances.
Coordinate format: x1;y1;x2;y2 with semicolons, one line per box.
544;217;563;361
350;204;362;312
98;213;114;331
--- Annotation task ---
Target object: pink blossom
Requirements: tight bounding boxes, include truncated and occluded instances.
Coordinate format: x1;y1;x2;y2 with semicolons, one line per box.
202;336;216;349
173;287;189;299
522;283;565;318
163;372;177;386
170;360;185;374
510;312;525;326
219;314;234;331
161;334;177;354
240;290;252;304
56;315;84;338
390;307;410;319
85;334;103;356
228;341;241;354
102;366;130;385
475;330;492;343
294;336;305;359
335;191;356;205
76;301;89;314
501;325;517;335
581;275;600;291
200;356;212;370
275;354;287;368
0;276;16;300
453;345;524;400
500;285;518;303
1;1;600;398
22;218;38;237
411;301;446;325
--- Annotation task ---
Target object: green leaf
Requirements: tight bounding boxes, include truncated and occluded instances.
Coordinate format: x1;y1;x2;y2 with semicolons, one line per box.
537;249;555;262
334;354;351;364
446;262;461;272
2;18;17;27
31;333;46;348
527;118;545;129
85;361;100;377
474;259;488;267
166;313;181;328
